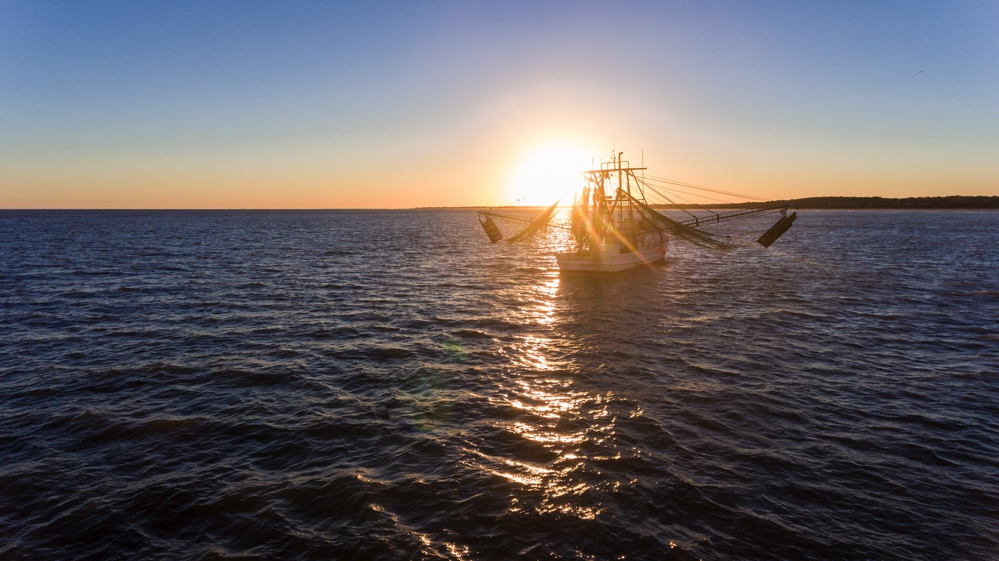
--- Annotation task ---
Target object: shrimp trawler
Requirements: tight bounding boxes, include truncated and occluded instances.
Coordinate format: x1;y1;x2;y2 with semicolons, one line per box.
477;151;797;273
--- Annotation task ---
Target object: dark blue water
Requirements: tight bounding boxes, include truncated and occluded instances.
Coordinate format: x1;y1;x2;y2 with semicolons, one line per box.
1;210;997;561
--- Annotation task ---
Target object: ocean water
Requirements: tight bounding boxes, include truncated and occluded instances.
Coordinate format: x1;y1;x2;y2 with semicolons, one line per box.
1;209;996;561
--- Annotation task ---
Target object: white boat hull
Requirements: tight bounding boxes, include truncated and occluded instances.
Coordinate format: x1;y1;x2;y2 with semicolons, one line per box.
555;242;665;273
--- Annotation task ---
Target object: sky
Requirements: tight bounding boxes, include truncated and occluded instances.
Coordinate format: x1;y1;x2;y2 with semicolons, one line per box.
1;0;997;208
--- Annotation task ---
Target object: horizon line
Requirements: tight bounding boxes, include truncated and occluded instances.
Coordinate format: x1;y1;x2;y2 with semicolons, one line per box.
1;194;997;212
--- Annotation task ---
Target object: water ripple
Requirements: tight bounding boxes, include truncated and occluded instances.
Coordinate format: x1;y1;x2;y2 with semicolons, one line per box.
1;210;997;560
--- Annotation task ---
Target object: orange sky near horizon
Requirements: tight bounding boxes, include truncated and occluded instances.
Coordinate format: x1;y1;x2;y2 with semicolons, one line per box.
6;128;995;209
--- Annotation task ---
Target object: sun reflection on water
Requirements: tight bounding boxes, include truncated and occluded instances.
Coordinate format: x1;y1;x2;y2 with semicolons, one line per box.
472;443;603;520
511;336;552;371
459;258;649;524
473;354;632;521
532;277;559;326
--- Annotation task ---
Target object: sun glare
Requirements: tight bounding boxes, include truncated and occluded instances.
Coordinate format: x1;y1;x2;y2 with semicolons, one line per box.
508;145;591;206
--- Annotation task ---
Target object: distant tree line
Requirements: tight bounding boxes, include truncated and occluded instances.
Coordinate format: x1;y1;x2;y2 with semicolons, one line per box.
653;196;999;210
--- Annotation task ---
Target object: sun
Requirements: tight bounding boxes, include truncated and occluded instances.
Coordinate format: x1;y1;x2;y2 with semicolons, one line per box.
508;144;591;206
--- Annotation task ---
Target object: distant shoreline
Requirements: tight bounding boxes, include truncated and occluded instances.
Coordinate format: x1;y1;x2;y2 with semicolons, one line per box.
3;196;997;212
418;196;999;211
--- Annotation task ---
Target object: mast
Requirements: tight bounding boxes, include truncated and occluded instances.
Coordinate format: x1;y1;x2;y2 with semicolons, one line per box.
624;152;634;239
575;152;650;252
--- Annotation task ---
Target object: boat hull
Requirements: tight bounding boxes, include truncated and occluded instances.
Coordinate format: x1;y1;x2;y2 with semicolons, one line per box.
555;243;665;273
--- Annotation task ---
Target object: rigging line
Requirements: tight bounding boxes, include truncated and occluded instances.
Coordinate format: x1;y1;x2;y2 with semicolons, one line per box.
477;209;572;231
684;208;783;223
626;193;733;248
506;199;562;243
660;205;788;228
637;177;700;208
719;208;785;224
639;183;745;205
639;181;700;221
638;186;669;205
641;175;768;201
640;181;704;209
700;213;787;239
642;189;711;217
477;210;531;223
641;174;767;201
649;185;730;207
639;181;681;206
637;181;667;203
681;206;786;224
642;178;768;203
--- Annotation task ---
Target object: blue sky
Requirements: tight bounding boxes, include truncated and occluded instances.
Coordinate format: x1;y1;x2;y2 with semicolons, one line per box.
2;1;997;208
